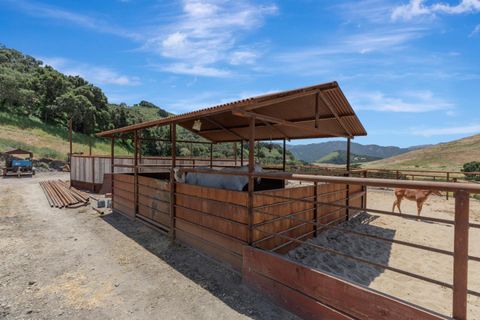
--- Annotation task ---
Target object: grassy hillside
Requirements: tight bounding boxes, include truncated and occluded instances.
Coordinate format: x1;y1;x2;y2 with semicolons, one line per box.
365;134;480;171
0;112;130;160
315;150;381;165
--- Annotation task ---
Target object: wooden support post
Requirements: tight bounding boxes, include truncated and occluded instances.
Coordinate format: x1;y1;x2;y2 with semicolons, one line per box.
313;182;318;237
111;137;115;206
447;172;450;200
210;143;213;168
345;138;351;221
241;141;244;167
453;190;469;320
91;156;95;192
282;138;287;172
170;124;177;241
363;170;368;210
248;118;255;245
69;118;73;165
346;138;351;173
134;130;139;217
233;142;237;167
89;138;92;156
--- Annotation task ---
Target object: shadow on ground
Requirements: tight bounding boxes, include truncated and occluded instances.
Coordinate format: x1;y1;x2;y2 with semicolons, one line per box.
101;211;297;320
287;212;396;287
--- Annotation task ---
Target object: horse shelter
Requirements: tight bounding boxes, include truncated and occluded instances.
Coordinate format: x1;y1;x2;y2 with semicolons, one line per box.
93;81;480;320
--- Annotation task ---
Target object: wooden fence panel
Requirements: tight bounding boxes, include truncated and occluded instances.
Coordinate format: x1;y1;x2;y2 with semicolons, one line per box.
243;247;445;320
253;186;315;252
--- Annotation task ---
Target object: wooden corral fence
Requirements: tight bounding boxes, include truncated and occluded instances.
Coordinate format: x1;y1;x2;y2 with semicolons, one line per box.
112;171;367;272
110;167;480;319
239;172;480;320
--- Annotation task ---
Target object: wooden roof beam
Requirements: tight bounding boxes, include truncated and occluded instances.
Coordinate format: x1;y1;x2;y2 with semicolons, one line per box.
202;116;246;140
260;120;290;141
232;110;348;138
197;114;356;135
318;92;353;138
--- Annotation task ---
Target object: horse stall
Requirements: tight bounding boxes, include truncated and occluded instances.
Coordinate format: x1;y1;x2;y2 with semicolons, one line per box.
100;81;415;319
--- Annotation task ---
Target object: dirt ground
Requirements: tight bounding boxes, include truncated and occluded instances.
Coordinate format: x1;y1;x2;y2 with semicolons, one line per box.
0;173;297;320
288;187;480;318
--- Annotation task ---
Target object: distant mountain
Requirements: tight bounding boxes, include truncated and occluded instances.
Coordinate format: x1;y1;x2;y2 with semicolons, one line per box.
315;150;382;164
287;141;427;163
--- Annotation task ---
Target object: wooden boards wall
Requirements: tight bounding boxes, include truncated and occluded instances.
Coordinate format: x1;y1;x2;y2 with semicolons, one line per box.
111;174;367;273
113;174;135;219
174;183;249;271
137;176;171;232
243;247;444;320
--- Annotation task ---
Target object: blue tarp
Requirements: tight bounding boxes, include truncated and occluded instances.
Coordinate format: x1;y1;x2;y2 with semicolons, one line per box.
12;159;32;167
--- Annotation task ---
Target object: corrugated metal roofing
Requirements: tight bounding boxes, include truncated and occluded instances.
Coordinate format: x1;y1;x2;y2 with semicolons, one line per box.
97;81;367;141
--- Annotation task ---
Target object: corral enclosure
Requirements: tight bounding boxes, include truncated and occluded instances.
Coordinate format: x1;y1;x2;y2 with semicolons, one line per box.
91;82;480;320
111;171;366;271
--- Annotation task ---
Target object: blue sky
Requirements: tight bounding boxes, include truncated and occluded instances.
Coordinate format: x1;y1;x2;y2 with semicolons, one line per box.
1;0;480;147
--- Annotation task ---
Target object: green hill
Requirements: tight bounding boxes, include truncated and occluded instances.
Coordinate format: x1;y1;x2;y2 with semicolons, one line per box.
0;112;131;160
314;150;382;165
0;45;299;166
365;134;480;171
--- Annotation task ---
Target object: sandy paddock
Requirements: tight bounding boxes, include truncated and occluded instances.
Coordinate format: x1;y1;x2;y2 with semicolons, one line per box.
288;187;480;318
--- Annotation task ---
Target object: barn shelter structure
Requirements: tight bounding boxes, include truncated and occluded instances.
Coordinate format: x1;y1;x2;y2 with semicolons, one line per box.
95;82;480;320
96;81;368;247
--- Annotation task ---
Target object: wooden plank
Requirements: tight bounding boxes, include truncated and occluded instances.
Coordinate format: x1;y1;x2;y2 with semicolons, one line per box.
114;194;135;210
243;247;445;320
453;190;469;320
243;265;354;320
138;184;170;203
138;176;170;191
114;187;134;202
138;203;170;227
114;174;134;184
253;186;315;251
176;206;248;241
113;180;134;192
176;183;248;206
176;229;242;271
138;194;170;214
113;202;135;219
175;193;248;224
176;218;246;255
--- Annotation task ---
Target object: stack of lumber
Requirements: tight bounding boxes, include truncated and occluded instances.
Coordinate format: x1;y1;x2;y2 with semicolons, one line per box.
40;180;89;208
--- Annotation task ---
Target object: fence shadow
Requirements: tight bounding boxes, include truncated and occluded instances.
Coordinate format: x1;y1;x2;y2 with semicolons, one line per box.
287;212;395;287
100;211;297;320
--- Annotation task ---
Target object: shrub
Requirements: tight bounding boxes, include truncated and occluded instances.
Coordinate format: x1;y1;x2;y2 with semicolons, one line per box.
462;161;480;181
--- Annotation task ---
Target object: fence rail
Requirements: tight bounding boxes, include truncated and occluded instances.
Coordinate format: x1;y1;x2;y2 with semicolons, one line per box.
179;167;480;319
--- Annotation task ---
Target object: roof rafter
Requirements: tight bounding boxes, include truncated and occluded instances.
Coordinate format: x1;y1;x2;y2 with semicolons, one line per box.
318;91;353;138
231;109;348;138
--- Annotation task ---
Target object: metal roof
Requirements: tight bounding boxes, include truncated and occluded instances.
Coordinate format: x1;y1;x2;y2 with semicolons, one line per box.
97;81;367;142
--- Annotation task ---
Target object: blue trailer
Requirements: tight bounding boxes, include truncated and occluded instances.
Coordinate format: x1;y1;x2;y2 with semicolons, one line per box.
2;148;35;177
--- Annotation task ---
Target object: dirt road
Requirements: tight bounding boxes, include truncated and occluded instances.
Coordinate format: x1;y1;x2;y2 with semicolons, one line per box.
0;173;296;320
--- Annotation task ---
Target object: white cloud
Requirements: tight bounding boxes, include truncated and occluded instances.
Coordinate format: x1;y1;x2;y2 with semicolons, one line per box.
9;0;140;40
412;124;480;136
229;50;258;65
392;0;480;21
276;27;423;67
41;57;140;86
161;63;231;78
470;24;480;36
143;0;277;77
351;90;454;112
